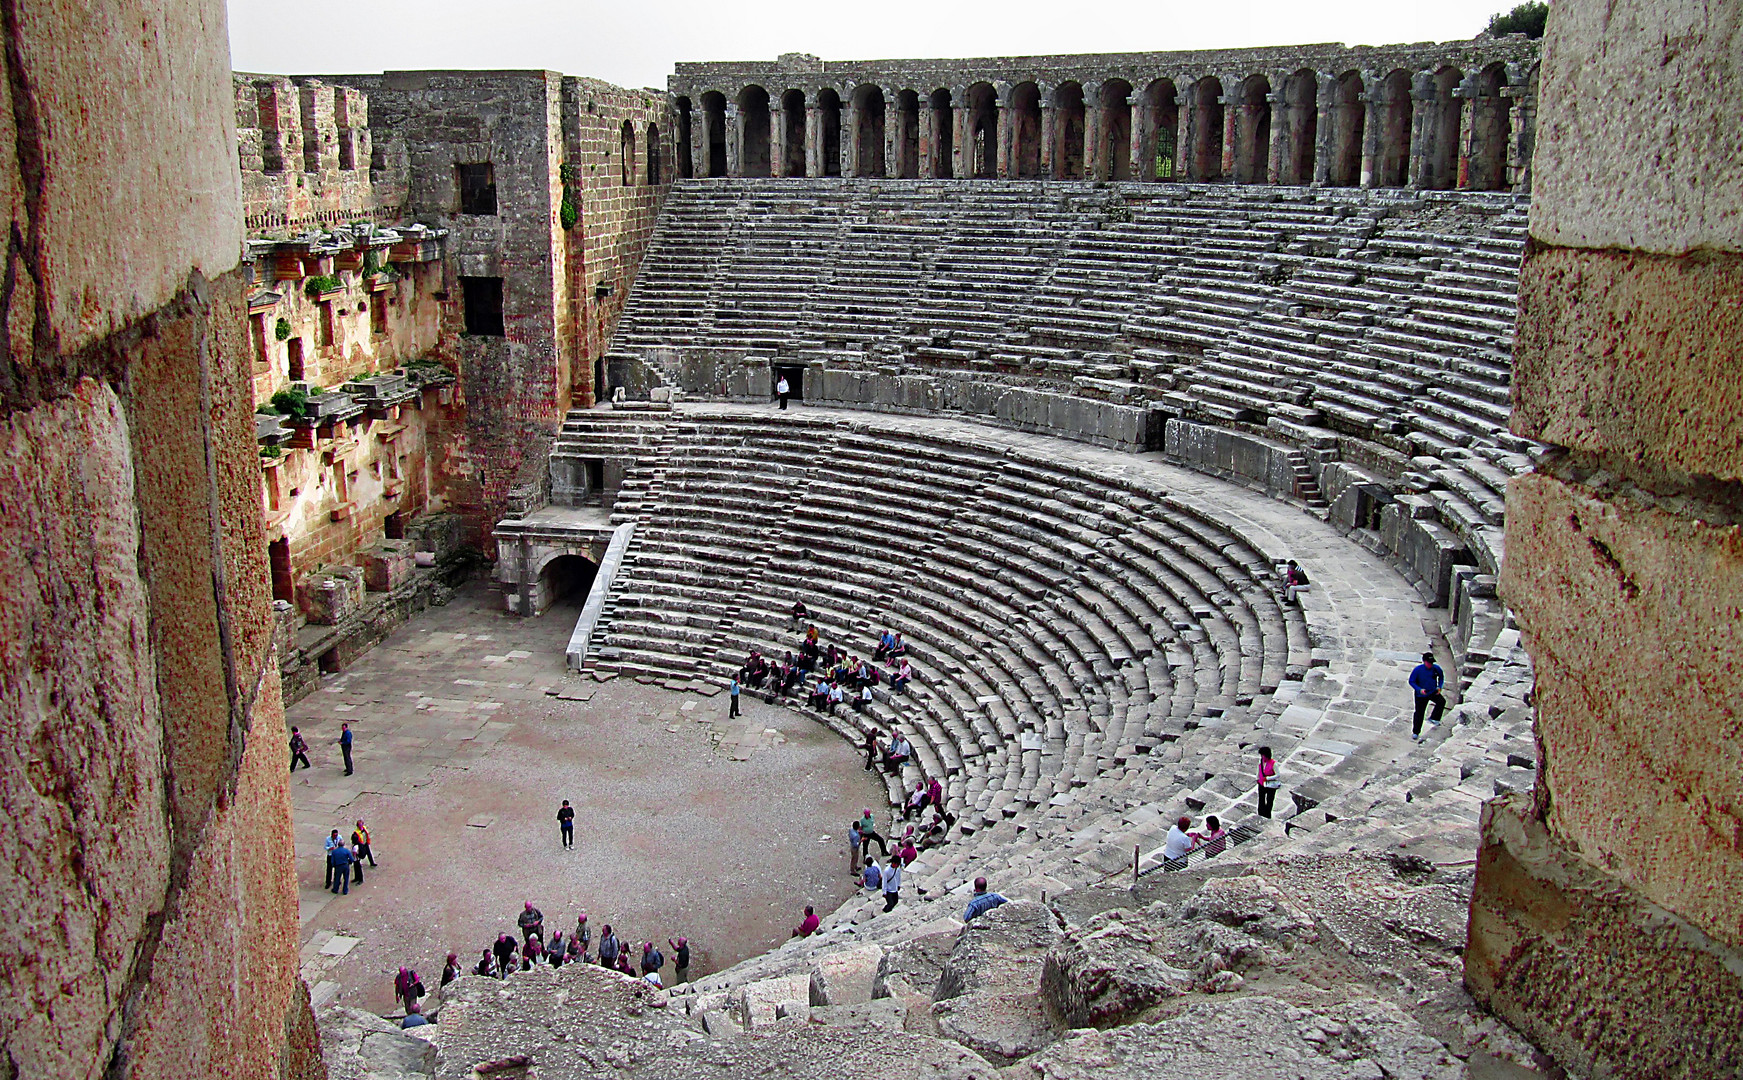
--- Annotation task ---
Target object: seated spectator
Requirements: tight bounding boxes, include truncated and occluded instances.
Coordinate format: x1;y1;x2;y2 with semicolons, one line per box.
862;859;882;892
1283;560;1310;604
881;731;912;772
873;629;896;661
963;877;1009;922
826;682;844;713
791;600;809;629
809;679;830;710
904;780;929;820
1163;816;1195;862
889;633;906;658
400;1003;430;1029
854;684;873;712
889;659;912;694
1190;814;1229;857
792;905;820;938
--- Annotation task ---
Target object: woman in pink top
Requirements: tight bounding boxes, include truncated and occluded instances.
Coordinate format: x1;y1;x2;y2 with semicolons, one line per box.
1257;746;1279;818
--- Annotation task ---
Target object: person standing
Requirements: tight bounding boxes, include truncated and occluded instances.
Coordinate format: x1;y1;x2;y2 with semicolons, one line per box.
337;722;354;775
729;676;741;718
640;940;664;976
557;800;575;849
517;901;544;946
598;925;620;969
858;809;889;858
393;967;423;1014
352;819;375;869
328;842;354;895
848;820;862;877
350;837;366;885
575;914;592;962
668;937;690;984
289;727;311;772
323;829;342;889
492;934;516;977
881;855;903;912
1409;652;1447;740
1257;746;1279;818
441;953;461;988
775;374;790;410
475;948;496;978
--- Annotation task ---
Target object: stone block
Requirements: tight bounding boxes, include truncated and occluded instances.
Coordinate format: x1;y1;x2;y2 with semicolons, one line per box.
808;943;883;1007
736;972;813;1030
298;565;366;625
1513;245;1743;483
1528;0;1743;255
1499;469;1743;951
363;540;415;592
1467;794;1743;1080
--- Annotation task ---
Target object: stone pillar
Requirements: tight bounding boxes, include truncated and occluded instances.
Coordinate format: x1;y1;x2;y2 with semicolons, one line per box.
1312;73;1336;186
1220;92;1238;179
843;94;860;178
691;111;706;179
997;94;1015;179
884;85;901;179
1127;91;1147;182
1359;74;1382;188
1466;4;1743;1075
1085;101;1104;180
771;98;789;177
1455;85;1475;190
952;90;969;179
918;105;934;179
1509;85;1535;193
1176;94;1193;181
806;104;823;179
1265;85;1286;184
1040;101;1056;178
725;103;742;177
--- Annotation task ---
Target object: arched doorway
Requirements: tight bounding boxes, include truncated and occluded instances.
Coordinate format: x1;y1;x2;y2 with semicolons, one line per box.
853;84;886;177
1422;66;1463;190
1279;69;1317;185
701;91;727;177
674;96;694;178
1142;78;1178;180
1326;71;1364;186
1009;82;1042;178
738;85;771;178
1188;76;1224;180
1235;74;1271;183
535;554;597;614
1376;70;1413;187
781;89;806;176
1466;62;1511;191
895;89;920;178
1098;79;1133;181
818;88;842;176
646;122;661;183
1053;82;1086;179
929;89;954;177
966;82;997;178
619;120;636;185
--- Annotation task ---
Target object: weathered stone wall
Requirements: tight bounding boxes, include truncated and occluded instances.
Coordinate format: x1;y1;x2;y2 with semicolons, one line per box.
1467;3;1743;1076
671;38;1539;190
0;4;318;1078
562;77;667;406
235;74;405;234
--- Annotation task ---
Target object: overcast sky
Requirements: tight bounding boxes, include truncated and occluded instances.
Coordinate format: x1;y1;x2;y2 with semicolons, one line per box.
228;0;1516;90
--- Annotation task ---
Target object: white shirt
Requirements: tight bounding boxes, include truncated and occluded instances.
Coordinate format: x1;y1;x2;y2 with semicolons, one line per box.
1162;825;1194;861
883;863;902;893
777;378;789;394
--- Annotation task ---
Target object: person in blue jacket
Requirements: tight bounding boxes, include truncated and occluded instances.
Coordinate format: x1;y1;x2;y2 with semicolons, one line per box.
1409;651;1446;740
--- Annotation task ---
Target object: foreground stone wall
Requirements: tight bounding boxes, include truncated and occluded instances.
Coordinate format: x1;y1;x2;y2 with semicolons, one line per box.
0;3;318;1077
1467;3;1743;1076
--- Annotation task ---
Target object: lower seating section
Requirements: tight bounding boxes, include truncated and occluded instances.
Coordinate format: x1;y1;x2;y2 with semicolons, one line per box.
577;404;1534;898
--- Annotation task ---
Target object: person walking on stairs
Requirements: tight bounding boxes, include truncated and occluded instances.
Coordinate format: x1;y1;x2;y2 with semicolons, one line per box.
881;854;903;912
1409;652;1447;740
1257;746;1279;818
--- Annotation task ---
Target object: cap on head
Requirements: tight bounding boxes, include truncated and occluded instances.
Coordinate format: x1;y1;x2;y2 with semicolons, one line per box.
1423;651;1435;663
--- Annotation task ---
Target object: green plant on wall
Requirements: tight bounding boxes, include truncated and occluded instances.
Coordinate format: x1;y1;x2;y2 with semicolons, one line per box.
560;163;580;230
305;274;343;297
270;386;309;417
260;443;283;459
274;316;292;341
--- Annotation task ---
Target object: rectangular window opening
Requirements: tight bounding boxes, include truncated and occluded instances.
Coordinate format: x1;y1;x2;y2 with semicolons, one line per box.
370;291;387;335
461;276;505;336
287;337;305;381
457;162;497;215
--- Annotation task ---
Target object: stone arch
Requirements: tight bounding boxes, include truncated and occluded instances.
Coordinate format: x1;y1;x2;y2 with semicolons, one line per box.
1375;69;1412;187
1325;71;1363;187
1421;65;1463;190
646;122;660;184
929;88;954;177
781;88;806;176
1009;81;1043;178
852;83;886;177
1188;76;1224;180
534;552;598;614
895;89;921;178
1142;77;1178;180
818;87;843;176
1053;81;1086;179
966;82;998;178
738;84;771;178
674;95;694;179
619;120;635;185
700;91;727;177
1279;69;1317;185
1098;78;1133;181
1466;61;1511;191
1235;74;1272;183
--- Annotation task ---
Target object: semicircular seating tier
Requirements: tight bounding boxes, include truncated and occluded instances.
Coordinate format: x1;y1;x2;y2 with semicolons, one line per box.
601;179;1540;639
566;405;1535;893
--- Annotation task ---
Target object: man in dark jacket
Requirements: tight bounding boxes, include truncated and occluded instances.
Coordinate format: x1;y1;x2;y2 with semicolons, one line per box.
1409;652;1446;739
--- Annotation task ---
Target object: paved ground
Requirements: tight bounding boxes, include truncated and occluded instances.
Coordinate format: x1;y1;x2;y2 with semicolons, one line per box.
287;582;882;1015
